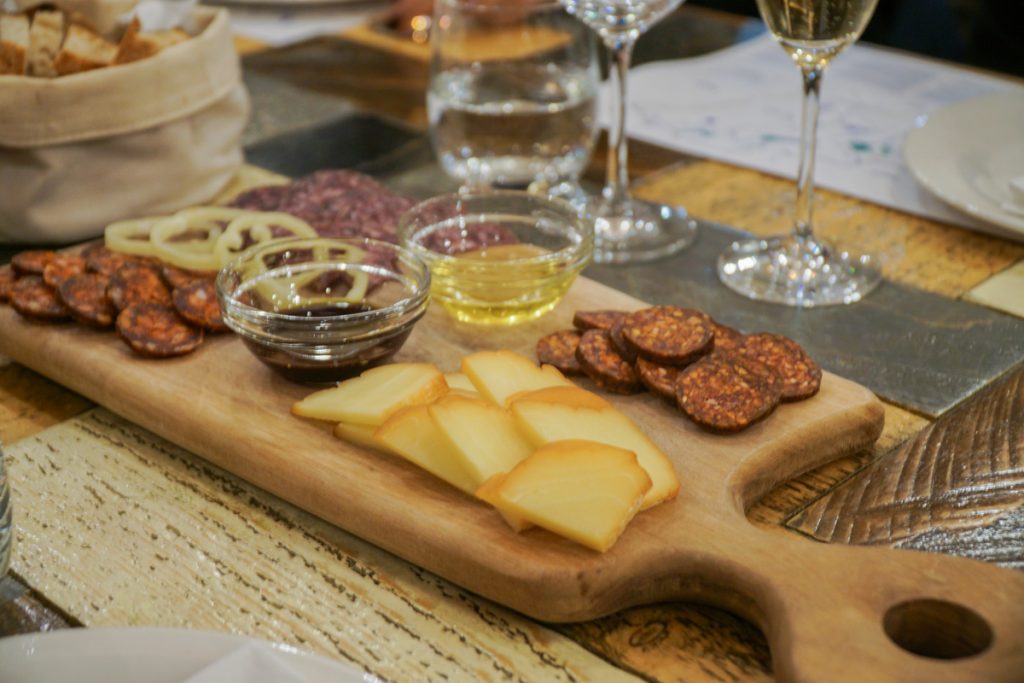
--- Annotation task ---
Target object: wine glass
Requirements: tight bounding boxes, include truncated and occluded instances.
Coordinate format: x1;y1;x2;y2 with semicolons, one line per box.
561;0;697;264
717;0;881;306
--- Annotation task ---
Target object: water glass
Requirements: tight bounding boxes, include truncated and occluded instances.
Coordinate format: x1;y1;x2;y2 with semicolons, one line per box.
428;0;599;189
0;444;11;577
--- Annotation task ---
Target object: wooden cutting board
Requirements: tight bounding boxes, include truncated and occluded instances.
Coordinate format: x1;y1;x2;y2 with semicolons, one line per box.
2;276;1022;682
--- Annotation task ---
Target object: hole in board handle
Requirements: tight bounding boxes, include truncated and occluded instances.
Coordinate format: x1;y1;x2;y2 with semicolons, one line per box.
883;598;992;660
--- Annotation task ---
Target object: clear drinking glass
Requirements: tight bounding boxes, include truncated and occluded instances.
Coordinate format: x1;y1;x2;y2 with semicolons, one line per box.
428;0;600;191
561;0;696;264
0;444;12;577
717;0;881;306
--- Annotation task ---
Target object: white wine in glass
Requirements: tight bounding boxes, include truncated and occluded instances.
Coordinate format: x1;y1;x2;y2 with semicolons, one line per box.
717;0;881;307
562;0;697;264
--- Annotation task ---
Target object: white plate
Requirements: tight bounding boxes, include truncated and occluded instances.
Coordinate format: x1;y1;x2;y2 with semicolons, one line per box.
905;90;1024;240
0;627;371;683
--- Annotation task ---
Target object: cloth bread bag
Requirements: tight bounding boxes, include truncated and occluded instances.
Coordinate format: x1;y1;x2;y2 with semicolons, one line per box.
0;6;249;244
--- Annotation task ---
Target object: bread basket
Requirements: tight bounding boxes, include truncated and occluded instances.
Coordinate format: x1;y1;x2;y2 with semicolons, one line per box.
0;6;248;244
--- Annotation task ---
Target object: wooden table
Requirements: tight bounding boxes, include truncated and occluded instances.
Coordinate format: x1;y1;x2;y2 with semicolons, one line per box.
2;7;1022;682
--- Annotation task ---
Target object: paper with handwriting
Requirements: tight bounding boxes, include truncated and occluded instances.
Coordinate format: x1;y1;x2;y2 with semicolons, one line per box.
613;34;1016;230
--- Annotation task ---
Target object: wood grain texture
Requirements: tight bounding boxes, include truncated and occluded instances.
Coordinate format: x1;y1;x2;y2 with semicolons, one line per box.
633;162;1024;299
788;363;1024;568
0;357;92;445
3;275;1024;681
6;409;635;682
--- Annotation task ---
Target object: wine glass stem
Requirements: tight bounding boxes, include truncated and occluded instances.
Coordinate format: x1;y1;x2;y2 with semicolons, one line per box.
603;39;636;209
795;66;823;242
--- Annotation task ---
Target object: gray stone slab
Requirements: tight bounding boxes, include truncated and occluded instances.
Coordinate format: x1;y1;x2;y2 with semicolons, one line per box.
242;107;1024;418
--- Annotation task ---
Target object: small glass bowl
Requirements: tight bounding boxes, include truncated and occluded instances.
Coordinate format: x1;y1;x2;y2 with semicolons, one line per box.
216;237;430;385
399;190;593;325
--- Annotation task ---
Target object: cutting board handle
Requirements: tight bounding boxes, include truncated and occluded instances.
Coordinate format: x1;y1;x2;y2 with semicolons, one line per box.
706;529;1024;683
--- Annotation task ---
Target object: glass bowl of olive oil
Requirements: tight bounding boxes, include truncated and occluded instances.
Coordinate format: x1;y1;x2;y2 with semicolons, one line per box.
399;191;592;325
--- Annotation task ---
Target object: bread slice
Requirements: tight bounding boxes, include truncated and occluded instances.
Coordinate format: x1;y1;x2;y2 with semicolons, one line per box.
53;24;116;76
27;10;64;78
0;13;29;76
114;17;189;65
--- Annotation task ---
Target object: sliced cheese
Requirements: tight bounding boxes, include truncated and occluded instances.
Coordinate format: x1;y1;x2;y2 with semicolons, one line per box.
509;390;680;509
462;350;574;406
443;372;479;395
374;405;477;494
475;474;533;532
333;421;382;450
490;440;651;552
428;394;534;485
292;363;448;426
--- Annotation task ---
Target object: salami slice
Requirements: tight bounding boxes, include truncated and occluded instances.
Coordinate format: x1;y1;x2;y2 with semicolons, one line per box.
59;273;116;328
11;250;57;276
740;333;822;402
536;329;582;375
85;245;137;276
711;321;745;352
622;306;714;366
636;357;682;400
676;353;782;433
116;303;204;357
575;329;642;394
9;275;70;322
107;263;172;311
571;310;623;332
609;316;638;363
0;265;17;302
172;279;229;333
161;264;216;291
42;255;87;289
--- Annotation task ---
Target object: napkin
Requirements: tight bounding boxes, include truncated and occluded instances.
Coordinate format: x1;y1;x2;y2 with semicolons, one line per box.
183;642;309;683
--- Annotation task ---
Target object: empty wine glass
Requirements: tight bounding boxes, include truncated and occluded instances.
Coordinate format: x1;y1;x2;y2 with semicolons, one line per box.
717;0;881;306
561;0;697;264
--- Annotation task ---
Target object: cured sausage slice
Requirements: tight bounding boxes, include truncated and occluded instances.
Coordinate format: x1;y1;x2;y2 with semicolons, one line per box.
42;255;87;289
571;310;623;332
710;321;745;352
536;329;582;375
636;357;682;400
161;264;216;291
740;333;821;402
622;306;714;366
85;244;139;277
172;279;229;333
676;353;782;433
0;265;17;302
9;275;70;322
11;250;57;276
609;316;638;363
107;263;172;311
116;303;204;357
59;273;116;328
575;329;642;394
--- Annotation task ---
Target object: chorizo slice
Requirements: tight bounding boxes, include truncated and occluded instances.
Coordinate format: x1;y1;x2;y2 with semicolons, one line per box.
571;310;624;332
575;329;642;394
107;262;172;311
9;275;70;322
172;279;229;333
710;320;745;352
0;265;17;302
42;255;87;289
609;316;638;363
635;357;682;401
740;333;821;402
58;273;116;328
676;353;782;433
85;244;139;277
536;329;582;375
11;250;57;276
622;306;714;366
161;264;216;291
116;303;204;358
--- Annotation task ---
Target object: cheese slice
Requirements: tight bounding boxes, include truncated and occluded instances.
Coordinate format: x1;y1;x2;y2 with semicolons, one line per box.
443;372;479;395
490;440;651;552
428;394;534;485
509;389;680;509
475;474;533;532
333;421;382;450
292;363;448;425
374;405;476;494
462;350;574;406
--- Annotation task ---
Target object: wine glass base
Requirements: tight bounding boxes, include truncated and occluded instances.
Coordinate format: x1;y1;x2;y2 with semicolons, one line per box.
591;198;697;265
717;235;881;307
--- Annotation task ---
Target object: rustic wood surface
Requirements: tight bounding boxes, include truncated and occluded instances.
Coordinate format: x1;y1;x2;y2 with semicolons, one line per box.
3;7;1024;682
